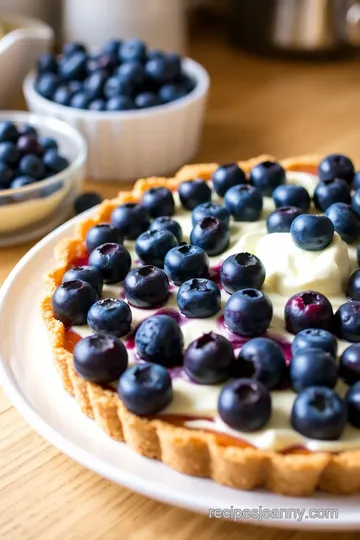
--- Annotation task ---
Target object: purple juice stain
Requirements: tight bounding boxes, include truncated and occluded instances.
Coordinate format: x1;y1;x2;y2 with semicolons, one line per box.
208;262;222;286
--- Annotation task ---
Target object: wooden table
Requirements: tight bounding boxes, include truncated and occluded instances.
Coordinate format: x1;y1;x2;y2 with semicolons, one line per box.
2;28;360;540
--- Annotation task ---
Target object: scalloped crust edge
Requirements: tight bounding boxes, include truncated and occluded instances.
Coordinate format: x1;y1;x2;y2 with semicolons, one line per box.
41;154;360;497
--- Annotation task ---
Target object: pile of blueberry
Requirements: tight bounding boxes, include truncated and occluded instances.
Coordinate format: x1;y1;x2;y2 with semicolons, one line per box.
0;120;69;191
35;39;196;112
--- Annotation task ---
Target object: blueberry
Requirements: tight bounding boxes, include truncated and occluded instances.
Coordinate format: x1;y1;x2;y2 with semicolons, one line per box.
119;39;146;63
145;56;179;84
318;153;354;184
291;328;337;357
17;124;38;137
17;135;42;156
124;265;169;309
53;85;74;106
141;186;175;217
224;289;273;337
87;298;132;337
158;83;188;103
111;203;150;239
118;363;172;416
86;223;124;253
0;163;13;187
339;344;360;385
266;206;303;233
134;92;161;108
178;179;212;210
345;382;360;428
180;73;196;93
62;265;103;295
290;214;334;251
184;332;234;384
135;314;184;366
346;269;360;300
218;379;271;432
351;189;360;216
44;150;70;174
35;73;60;99
62;42;87;57
354;171;360;191
52;279;98;326
150;216;182;242
70;92;91;109
74;192;103;214
0;141;19;166
285;291;334;334
291;387;347;440
272;184;311;212
68;81;83;94
334;301;360;342
59;52;87;81
314;178;351;211
106;96;134;111
220;252;266;294
177;278;221;318
326;202;360;244
250;160;286;196
89;99;107;111
190;216;230;256
192;202;230;227
135;229;178;267
83;70;107;100
39;136;58;152
290;348;338;393
101;38;122;56
19;154;45;180
117;61;145;86
224;184;263;221
0;121;18;142
37;52;57;74
88;243;131;283
212;163;246;197
164;244;209;285
74;334;128;384
10;176;37;189
104;76;134;99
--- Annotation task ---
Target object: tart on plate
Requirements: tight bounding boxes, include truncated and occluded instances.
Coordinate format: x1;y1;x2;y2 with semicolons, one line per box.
42;153;360;497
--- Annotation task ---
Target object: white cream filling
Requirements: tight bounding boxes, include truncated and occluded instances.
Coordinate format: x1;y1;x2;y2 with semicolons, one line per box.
74;171;360;452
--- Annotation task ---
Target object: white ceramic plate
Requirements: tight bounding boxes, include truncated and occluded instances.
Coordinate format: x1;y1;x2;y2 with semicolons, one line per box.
1;211;360;531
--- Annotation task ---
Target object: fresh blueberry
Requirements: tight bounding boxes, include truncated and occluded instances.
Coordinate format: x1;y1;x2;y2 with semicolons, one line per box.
224;184;263;221
250;160;286;196
141;186;175;217
314;178;351;211
351;189;360;216
104;76;134;99
17;124;38;137
89;99;107;111
117;61;145;86
150;216;182;242
101;38;122;56
74;192;103;214
106;96;134;111
59;52;87;81
272;184;311;212
180;73;196;93
43;150;70;174
326;202;360;244
118;362;172;416
290;348;338;393
70;92;91;109
164;52;182;79
52;85;74;106
285;291;334;334
62;265;103;295
145;56;179;84
10;176;37;189
158;83;188;103
233;337;286;390
224;288;273;337
212;163;246;197
346;269;360;300
68;81;83;94
18;154;45;180
39;136;58;152
291;328;337;358
164;244;209;285
35;73;60;99
178;179;212;210
334;301;360;342
220;252;266;294
52;279;98;326
37;52;57;73
134;92;161;108
0;142;18;166
86;223;124;253
62;42;87;57
290;214;334;251
0;163;13;188
339;344;360;385
135;314;184;366
87;298;132;337
354;171;360;191
111;203;150;239
291;386;347;440
177;278;221;318
74;334;128;384
88;242;131;283
135;229;178;267
345;382;360;428
184;332;234;384
119;39;146;63
124;265;169;308
266;206;303;233
0;121;18;142
192;202;230;227
17;135;42;156
318;153;354;184
190;216;230;256
83;70;107;100
218;379;271;432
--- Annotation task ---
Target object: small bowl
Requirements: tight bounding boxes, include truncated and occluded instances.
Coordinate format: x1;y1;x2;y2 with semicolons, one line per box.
0;111;86;244
23;58;210;181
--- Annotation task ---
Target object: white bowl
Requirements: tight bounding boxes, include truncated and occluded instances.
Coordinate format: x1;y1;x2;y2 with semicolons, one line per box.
0;111;87;244
23;58;210;181
0;12;53;108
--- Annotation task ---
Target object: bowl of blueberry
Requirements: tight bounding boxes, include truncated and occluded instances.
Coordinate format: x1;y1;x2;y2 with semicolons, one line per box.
23;38;210;181
0;111;86;245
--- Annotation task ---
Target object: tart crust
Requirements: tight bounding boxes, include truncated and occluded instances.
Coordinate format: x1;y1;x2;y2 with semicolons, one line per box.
42;154;360;497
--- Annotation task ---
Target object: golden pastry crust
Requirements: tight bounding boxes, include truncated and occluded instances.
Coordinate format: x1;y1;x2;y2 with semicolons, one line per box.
42;155;360;497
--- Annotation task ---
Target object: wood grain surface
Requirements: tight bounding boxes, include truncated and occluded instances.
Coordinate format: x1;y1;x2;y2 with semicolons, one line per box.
2;26;360;540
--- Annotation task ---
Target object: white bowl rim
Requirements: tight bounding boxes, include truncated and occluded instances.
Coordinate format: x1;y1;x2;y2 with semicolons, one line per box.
0;111;87;197
23;57;210;120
